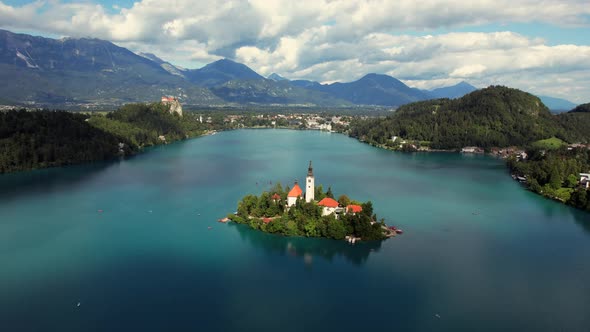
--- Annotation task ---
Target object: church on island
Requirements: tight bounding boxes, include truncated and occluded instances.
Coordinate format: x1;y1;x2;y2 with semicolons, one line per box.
286;161;362;217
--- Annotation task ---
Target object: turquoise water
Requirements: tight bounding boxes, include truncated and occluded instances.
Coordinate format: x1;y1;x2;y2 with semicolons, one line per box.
1;129;589;331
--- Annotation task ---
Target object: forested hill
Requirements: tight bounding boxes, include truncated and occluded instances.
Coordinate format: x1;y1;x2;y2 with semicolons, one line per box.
349;86;586;149
0;110;128;173
0;104;213;173
556;103;590;143
568;103;590;113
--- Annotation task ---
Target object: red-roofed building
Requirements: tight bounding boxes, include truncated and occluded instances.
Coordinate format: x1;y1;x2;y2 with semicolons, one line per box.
318;197;339;208
318;197;339;216
272;193;281;201
287;182;303;207
346;204;363;214
263;217;272;224
161;96;177;103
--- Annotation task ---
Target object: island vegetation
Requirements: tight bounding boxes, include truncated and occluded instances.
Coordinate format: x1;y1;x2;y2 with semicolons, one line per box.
228;183;389;241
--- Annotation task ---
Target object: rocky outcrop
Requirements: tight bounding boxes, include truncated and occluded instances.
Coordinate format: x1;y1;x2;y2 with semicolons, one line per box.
161;96;183;117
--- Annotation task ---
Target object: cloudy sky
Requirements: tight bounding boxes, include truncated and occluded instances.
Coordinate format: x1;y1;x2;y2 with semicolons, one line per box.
1;0;590;102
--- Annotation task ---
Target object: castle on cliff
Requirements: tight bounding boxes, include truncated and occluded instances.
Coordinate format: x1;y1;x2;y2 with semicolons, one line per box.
161;96;183;117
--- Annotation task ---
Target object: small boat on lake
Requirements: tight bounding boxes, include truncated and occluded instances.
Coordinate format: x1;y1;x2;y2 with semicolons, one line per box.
218;217;230;223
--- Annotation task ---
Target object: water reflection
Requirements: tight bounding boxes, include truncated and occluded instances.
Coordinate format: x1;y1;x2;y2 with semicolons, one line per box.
229;223;382;266
572;210;590;235
0;161;115;201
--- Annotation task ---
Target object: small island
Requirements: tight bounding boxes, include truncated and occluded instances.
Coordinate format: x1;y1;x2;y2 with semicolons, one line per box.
227;161;400;241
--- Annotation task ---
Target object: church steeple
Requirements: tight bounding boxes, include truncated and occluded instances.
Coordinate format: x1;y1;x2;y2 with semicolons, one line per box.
305;161;315;203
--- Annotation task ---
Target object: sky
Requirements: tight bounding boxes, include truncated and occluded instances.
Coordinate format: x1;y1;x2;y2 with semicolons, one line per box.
1;0;589;103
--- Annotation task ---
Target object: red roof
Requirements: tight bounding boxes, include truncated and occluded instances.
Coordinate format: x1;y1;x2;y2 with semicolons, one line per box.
347;205;362;213
272;193;281;200
263;217;272;223
287;183;303;197
318;197;339;208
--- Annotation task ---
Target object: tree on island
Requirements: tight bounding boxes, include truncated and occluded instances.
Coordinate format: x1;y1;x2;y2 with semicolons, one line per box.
326;186;334;199
338;194;351;207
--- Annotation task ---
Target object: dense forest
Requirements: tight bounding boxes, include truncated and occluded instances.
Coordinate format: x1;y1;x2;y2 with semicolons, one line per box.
348;86;589;149
556;103;590;143
0;110;129;173
88;103;210;147
508;148;590;212
0;103;216;173
229;183;387;241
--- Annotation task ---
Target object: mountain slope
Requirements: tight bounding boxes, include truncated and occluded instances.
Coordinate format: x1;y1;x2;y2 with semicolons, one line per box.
0;29;221;106
138;52;186;78
268;73;288;81
429;81;477;99
569;103;590;113
557;103;590;142
290;79;324;89
349;86;564;149
210;79;352;106
185;59;264;87
316;73;430;106
539;95;578;113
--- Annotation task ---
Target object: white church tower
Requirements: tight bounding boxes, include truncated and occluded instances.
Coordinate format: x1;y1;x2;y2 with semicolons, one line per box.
305;160;315;203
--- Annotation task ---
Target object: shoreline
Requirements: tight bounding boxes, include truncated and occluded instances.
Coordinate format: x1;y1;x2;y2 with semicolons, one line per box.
3;127;589;215
349;134;590;214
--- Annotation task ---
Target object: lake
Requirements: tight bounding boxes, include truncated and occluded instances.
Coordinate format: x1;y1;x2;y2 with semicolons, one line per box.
1;129;589;331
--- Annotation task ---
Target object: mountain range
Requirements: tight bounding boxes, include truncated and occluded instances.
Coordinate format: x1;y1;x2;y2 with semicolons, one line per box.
0;29;579;110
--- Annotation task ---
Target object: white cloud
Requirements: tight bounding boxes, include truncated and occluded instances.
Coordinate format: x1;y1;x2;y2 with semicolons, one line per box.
0;0;589;102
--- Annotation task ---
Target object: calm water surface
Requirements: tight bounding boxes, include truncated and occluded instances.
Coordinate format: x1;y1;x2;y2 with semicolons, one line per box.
1;129;589;331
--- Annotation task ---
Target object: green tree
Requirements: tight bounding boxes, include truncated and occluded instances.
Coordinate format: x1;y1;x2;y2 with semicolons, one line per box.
566;174;579;188
315;185;326;200
326;186;334;199
338;194;351;207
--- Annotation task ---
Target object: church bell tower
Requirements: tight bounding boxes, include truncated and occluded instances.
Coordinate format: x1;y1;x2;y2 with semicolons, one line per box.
306;161;315;203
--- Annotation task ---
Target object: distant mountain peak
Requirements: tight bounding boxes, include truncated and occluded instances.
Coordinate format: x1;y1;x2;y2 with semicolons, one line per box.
360;73;397;80
429;81;477;99
456;81;476;88
203;58;248;69
138;52;165;64
268;73;288;81
538;95;578;113
185;58;264;87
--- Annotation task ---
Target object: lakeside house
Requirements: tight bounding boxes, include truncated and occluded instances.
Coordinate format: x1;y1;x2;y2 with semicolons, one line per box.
581;173;590;189
284;162;362;217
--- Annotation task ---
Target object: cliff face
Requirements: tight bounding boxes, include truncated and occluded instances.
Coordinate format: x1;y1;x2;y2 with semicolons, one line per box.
162;98;183;117
168;100;183;117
